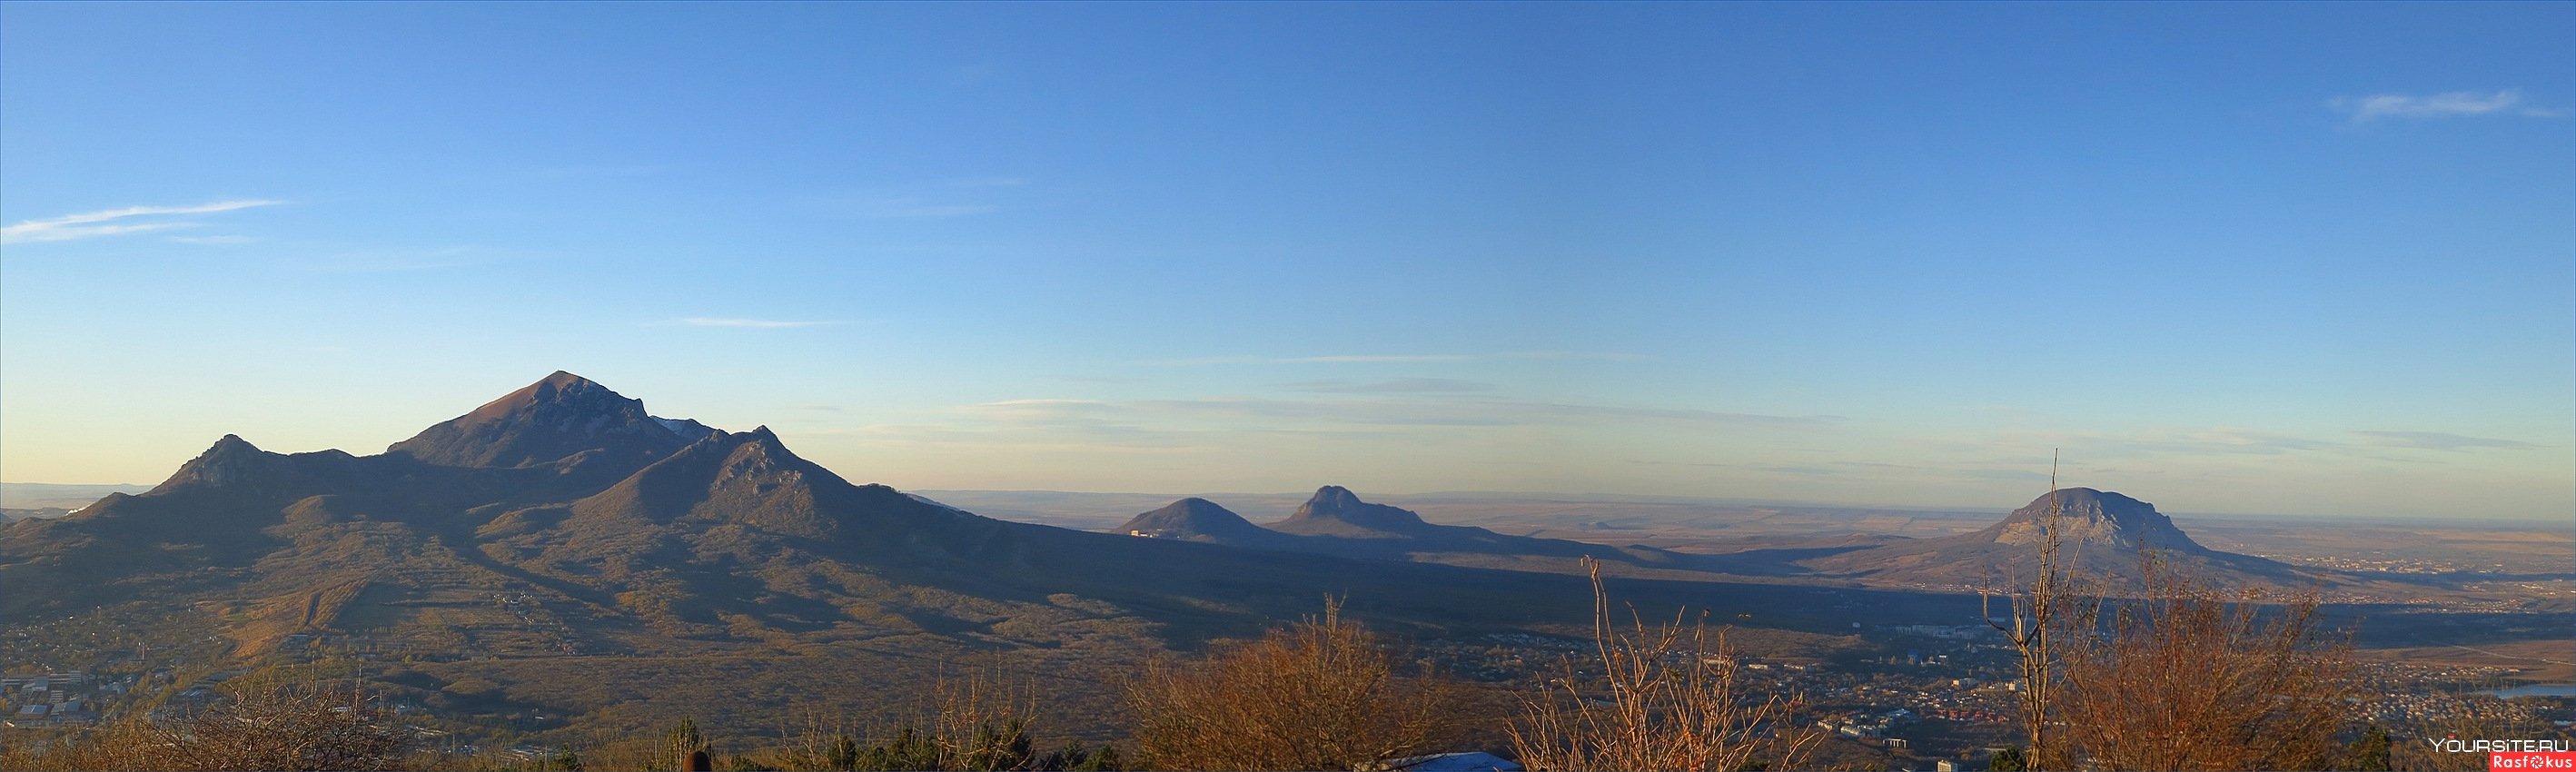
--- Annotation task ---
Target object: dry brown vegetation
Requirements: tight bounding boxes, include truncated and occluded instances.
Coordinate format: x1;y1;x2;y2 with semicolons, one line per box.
1507;559;1818;772
1973;468;2366;772
1;484;2422;772
1981;475;2070;769
2055;561;2356;771
2;681;411;771
1124;598;1448;771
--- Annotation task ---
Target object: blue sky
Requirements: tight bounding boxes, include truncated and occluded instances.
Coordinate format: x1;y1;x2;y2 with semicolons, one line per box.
4;2;2570;520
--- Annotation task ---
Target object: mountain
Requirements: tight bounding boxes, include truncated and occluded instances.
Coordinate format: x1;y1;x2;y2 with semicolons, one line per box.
1192;486;1710;572
1266;485;1440;538
1973;488;2213;554
13;373;2541;746
387;371;707;472
0;373;1743;669
1107;486;1712;573
1801;488;2317;589
1117;498;1300;548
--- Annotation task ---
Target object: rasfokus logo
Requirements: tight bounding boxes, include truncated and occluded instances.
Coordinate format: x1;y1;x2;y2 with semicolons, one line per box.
2489;750;2576;771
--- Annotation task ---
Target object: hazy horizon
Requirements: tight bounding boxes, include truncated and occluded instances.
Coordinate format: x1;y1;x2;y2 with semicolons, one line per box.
4;4;2571;521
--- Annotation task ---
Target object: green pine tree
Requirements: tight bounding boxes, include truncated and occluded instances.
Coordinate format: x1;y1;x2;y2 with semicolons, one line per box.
1989;747;2027;772
827;735;860;772
963;719;1033;771
1078;744;1119;772
663;718;708;772
2339;725;2393;771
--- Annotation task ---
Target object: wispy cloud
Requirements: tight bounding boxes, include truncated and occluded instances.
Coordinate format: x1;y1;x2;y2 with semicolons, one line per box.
676;317;840;329
2003;427;2333;459
2354;431;2541;451
1148;354;1473;365
857;199;998;219
301;245;488;272
1150;352;1643;366
529;163;666;179
962;395;1838;431
2330;89;2561;122
1;199;282;243
1500;351;1650;362
805;179;1031;221
1287;378;1497;394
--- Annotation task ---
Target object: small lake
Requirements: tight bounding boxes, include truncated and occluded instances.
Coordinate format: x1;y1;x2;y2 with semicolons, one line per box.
2489;684;2576;698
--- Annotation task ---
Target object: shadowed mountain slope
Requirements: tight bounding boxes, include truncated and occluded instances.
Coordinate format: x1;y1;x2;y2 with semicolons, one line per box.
1107;486;1720;572
1267;485;1439;538
1802;488;2322;589
1116;497;1303;549
388;371;708;471
0;373;1776;659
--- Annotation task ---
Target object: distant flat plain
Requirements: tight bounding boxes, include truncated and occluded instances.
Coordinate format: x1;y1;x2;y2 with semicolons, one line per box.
914;488;2575;576
918;488;2575;679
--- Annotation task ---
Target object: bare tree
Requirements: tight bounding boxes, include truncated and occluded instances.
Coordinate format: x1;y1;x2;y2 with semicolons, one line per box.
1507;558;1818;772
1125;597;1446;771
1983;456;2069;770
2053;559;2355;770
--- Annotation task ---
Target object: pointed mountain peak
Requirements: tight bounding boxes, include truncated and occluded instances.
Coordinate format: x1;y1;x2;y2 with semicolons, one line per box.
569;424;858;535
1276;485;1430;532
151;434;290;493
388;372;696;470
728;427;800;460
510;371;620;409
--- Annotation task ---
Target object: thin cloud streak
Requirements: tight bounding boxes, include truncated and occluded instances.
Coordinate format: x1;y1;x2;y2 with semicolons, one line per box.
1147;352;1638;366
2002;427;2333;459
1146;354;1474;365
2330;89;2547;122
961;395;1839;431
861;200;998;219
1501;351;1650;361
1287;378;1497;394
2353;431;2541;451
1;199;282;243
677;317;840;328
299;245;489;272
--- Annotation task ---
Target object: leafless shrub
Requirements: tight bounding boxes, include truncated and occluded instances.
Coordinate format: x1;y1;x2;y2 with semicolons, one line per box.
1507;559;1818;772
761;668;1100;771
1125;597;1445;771
3;681;413;771
2055;559;2355;771
1981;469;2069;770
